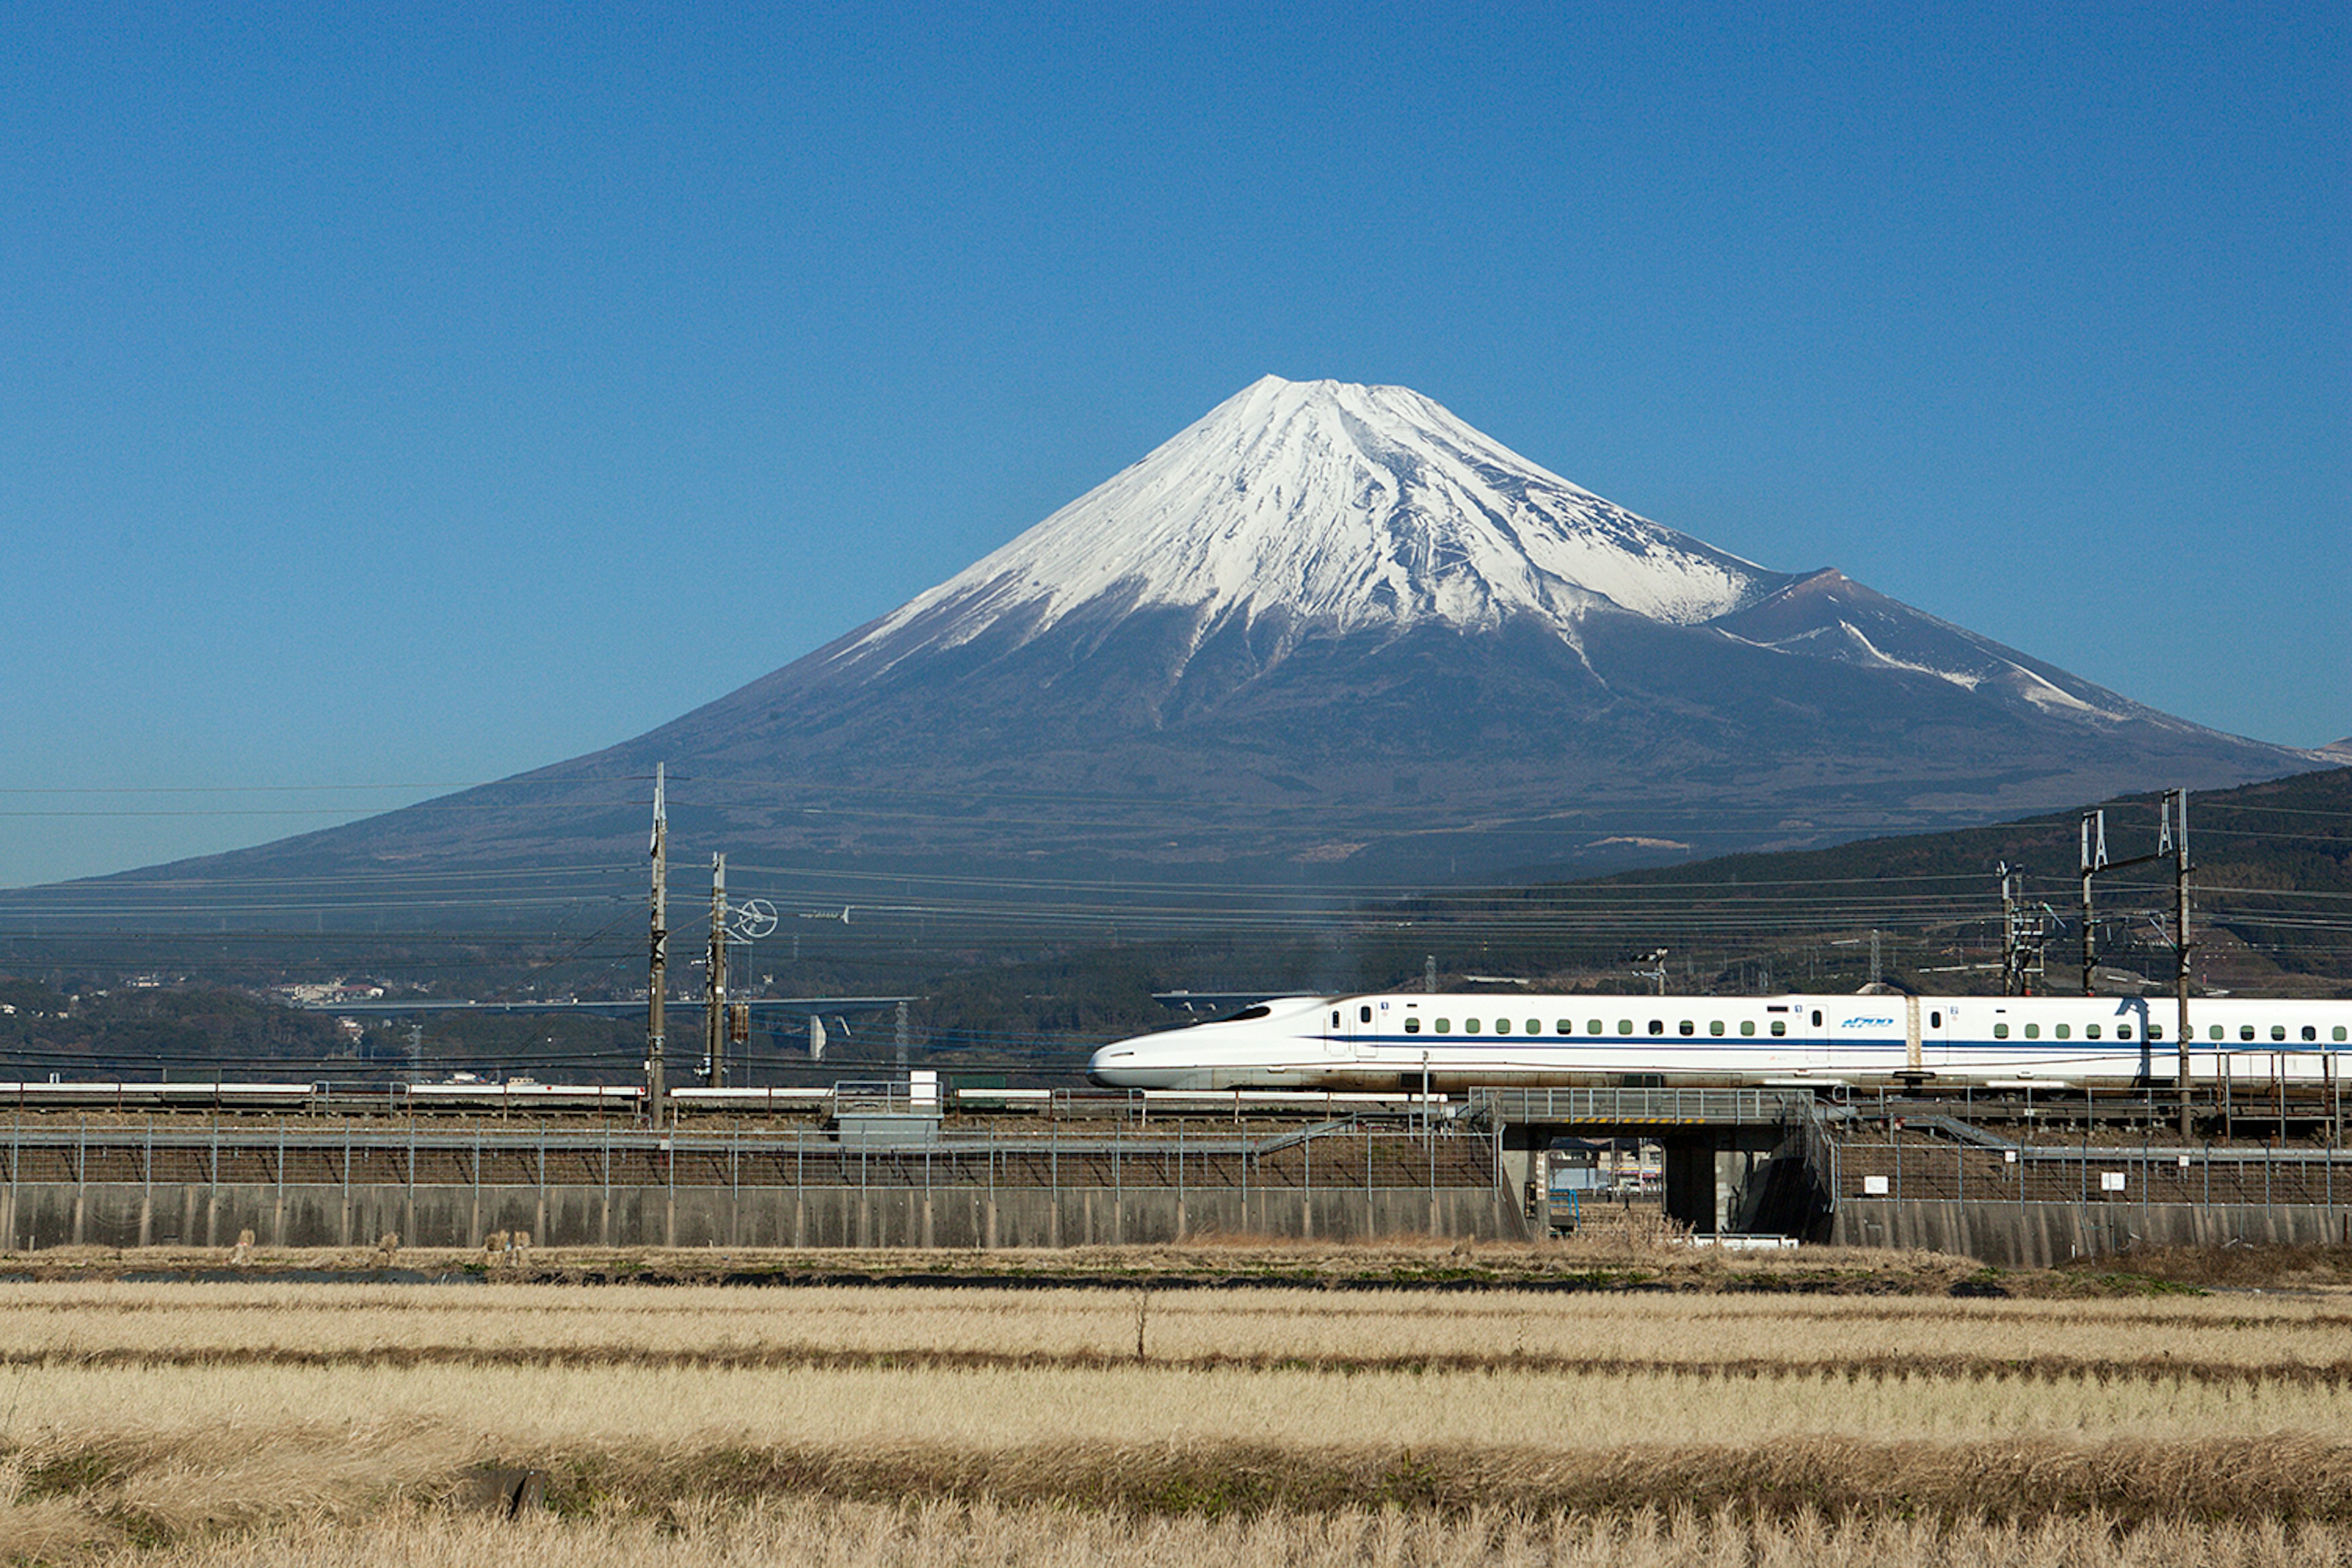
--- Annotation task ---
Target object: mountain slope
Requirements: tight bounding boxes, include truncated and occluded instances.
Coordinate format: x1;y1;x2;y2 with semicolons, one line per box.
39;376;2331;905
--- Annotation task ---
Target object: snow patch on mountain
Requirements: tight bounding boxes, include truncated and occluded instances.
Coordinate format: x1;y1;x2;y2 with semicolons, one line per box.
2012;668;2124;721
834;377;1785;676
1831;622;1986;691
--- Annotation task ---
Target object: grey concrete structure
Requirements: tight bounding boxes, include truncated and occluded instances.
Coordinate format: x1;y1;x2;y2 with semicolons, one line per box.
1482;1087;1811;1236
0;1121;1524;1251
1834;1199;2352;1267
0;1179;1517;1251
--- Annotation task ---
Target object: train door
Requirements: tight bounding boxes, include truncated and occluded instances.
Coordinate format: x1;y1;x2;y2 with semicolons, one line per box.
1917;1000;1943;1071
1322;1006;1351;1060
1804;1006;1832;1068
1352;1000;1381;1060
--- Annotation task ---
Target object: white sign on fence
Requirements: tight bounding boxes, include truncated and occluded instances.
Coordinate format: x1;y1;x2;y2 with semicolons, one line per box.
1863;1175;1890;1195
2100;1171;2127;1191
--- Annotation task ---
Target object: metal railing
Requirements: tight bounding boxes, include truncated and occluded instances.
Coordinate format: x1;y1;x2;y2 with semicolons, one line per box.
1469;1086;1819;1127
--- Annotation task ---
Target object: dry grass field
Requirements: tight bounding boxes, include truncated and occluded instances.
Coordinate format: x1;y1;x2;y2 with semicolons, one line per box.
5;1254;2352;1563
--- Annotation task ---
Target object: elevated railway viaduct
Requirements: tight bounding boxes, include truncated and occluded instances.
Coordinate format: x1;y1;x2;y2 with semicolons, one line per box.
4;1080;2350;1264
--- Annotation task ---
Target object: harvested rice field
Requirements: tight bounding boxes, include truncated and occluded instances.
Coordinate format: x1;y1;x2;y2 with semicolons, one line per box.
6;1251;2352;1564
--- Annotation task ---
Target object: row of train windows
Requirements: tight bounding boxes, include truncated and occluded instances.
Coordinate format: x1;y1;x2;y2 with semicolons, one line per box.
1991;1022;2348;1043
1367;1015;2351;1044
1996;1022;2136;1041
1398;1017;1792;1038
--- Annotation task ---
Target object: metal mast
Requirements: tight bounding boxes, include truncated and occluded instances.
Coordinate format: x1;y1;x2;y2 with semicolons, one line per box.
1999;865;2020;995
2166;789;2193;1137
704;853;728;1089
2079;809;2108;995
646;764;668;1128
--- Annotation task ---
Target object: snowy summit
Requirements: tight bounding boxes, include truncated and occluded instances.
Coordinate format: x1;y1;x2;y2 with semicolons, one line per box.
836;375;1784;677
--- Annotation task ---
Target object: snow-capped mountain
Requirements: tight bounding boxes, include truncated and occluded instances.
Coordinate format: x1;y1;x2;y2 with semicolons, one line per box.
66;377;2329;894
837;377;1784;677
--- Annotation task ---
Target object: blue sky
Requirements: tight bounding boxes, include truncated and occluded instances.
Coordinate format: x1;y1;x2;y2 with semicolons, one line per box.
2;2;2345;887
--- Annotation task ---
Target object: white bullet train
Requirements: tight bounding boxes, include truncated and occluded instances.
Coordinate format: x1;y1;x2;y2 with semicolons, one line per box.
1087;992;2352;1092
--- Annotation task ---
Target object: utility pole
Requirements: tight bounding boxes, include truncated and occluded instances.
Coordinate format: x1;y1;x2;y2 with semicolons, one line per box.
646;764;668;1127
2079;809;2108;996
2080;804;2168;997
1999;865;2020;995
1997;865;2048;997
1640;949;1669;997
704;853;728;1089
2073;793;2191;1128
2165;789;2193;1139
1424;955;1438;994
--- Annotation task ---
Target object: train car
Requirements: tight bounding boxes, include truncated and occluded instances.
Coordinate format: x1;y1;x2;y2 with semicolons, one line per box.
400;1080;644;1112
1087;992;2352;1092
0;1081;319;1112
668;1087;832;1114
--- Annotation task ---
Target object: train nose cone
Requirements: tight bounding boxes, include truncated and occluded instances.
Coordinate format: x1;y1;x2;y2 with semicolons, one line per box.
1089;1041;1151;1087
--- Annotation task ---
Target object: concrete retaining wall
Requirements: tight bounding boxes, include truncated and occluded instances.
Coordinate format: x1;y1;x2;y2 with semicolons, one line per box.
0;1180;1515;1251
1834;1199;2352;1267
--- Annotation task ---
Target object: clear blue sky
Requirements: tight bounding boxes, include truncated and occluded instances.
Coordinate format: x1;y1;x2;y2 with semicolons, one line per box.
2;2;2345;887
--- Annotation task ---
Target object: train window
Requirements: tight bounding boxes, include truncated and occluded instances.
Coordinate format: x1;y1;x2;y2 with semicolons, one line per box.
1740;1020;1755;1036
1434;1019;1452;1035
2241;1025;2256;1041
1994;1023;2010;1039
2302;1026;2317;1042
1527;1019;1541;1036
2085;1024;2100;1040
1618;1019;1634;1035
1403;1017;1420;1035
1588;1020;1603;1036
1330;1011;1341;1030
2054;1024;2070;1040
1770;1020;1786;1037
1649;1020;1665;1036
1709;1020;1725;1036
1811;1010;1823;1027
2209;1025;2225;1041
1494;1018;1509;1034
1555;1020;1572;1035
2117;1025;2132;1041
1360;1006;1373;1024
1930;1011;1942;1028
1678;1020;1694;1036
1464;1018;1481;1034
2149;1024;2163;1040
2272;1025;2287;1042
2024;1023;2040;1039
2337;1027;2348;1042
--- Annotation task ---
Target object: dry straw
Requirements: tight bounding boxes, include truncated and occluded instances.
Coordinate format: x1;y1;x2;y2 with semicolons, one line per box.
6;1278;2352;1560
20;1495;2352;1567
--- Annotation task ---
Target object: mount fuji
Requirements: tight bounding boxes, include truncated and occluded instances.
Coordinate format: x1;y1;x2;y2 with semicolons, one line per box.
85;377;2332;893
